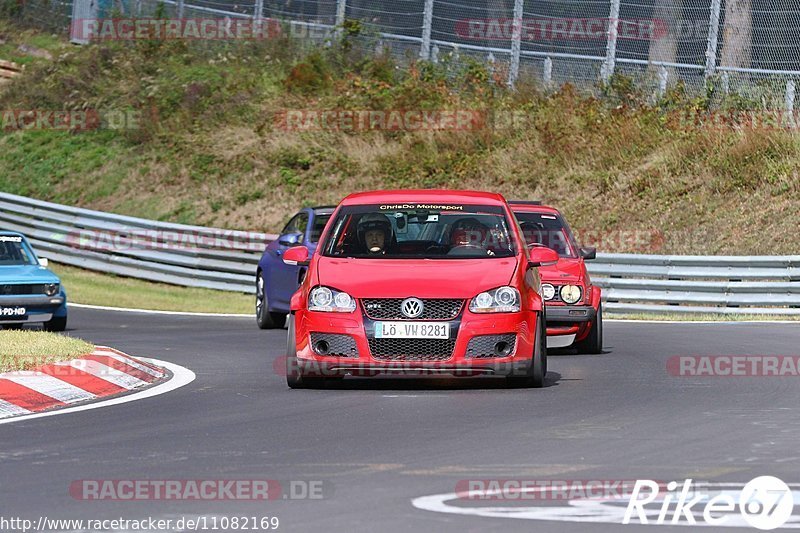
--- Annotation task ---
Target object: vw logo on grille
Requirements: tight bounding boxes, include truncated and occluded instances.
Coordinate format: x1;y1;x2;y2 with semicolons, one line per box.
400;298;424;319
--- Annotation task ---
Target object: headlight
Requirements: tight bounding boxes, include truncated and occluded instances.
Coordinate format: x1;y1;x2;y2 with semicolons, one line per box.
309;286;356;313
560;284;582;305
44;283;59;296
541;283;555;301
470;286;520;313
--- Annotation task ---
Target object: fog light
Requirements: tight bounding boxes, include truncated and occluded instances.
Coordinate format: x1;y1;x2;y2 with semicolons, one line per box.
314;340;330;355
494;341;513;357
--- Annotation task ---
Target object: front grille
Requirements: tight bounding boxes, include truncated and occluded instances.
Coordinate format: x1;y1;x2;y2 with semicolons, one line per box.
368;338;456;361
310;333;358;357
361;298;463;321
466;334;517;358
0;284;45;296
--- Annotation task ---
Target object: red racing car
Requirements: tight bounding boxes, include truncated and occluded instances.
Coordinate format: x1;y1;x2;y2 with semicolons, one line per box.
281;190;560;388
510;201;603;354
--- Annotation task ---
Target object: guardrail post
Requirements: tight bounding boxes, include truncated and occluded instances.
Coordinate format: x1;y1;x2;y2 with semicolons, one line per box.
785;79;796;128
177;0;184;19
543;56;552;86
507;0;524;88
657;64;668;98
704;0;722;78
601;0;621;83
420;0;434;59
253;0;263;22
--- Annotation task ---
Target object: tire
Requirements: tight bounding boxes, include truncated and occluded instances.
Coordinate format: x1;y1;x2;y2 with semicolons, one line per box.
256;272;287;330
507;312;547;388
575;305;603;354
285;315;325;389
43;315;67;332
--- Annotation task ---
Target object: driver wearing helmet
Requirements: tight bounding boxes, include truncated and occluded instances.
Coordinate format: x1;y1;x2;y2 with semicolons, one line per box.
449;218;487;248
357;214;393;255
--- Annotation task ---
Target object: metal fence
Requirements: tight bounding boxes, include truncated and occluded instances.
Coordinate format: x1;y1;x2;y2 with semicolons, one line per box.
2;192;799;315
12;0;800;108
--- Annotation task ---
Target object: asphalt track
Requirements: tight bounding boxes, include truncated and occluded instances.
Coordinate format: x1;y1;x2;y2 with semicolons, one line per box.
2;307;800;532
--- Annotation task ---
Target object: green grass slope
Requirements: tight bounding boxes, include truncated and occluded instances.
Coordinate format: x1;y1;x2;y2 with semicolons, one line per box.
0;19;798;255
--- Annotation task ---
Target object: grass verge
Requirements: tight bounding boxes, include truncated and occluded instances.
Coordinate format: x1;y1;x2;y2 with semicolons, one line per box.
50;262;254;314
0;330;95;372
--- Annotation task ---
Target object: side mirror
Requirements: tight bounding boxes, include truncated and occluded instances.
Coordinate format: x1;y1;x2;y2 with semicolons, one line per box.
39;257;49;268
580;246;597;260
528;245;559;267
283;246;310;267
278;232;303;247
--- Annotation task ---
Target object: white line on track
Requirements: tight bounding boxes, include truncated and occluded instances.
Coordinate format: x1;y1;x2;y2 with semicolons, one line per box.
0;358;195;426
70;303;798;324
70;302;253;318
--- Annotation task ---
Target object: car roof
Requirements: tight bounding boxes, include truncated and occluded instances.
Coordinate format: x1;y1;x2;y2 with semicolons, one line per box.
508;201;561;215
0;231;25;238
312;206;336;215
341;190;508;207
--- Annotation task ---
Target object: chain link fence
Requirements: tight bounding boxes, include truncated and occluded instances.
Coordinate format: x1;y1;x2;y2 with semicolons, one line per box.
8;0;800;108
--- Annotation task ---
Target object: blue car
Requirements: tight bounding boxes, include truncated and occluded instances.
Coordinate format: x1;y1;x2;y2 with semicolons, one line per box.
0;232;68;331
256;206;334;329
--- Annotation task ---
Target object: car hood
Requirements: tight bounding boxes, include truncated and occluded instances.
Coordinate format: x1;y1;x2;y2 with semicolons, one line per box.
0;265;60;284
539;258;586;284
316;257;518;298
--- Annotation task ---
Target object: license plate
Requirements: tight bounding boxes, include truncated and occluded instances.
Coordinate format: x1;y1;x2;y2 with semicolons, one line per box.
374;322;450;339
0;307;27;320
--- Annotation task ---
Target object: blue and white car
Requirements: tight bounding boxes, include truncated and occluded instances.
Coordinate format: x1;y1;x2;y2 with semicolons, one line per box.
0;232;68;331
255;206;334;329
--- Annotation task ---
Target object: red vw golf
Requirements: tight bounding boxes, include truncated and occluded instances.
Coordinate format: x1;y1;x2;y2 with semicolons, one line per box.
511;201;603;354
281;190;559;388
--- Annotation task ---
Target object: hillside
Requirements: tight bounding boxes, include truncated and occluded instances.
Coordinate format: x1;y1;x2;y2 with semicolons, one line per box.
1;19;798;255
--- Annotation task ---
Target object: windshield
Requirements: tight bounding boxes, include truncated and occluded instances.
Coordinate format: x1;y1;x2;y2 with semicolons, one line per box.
322;204;517;259
0;236;36;266
514;212;577;258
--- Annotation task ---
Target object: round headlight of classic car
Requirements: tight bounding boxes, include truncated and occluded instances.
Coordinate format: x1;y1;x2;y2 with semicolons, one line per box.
560;284;582;305
44;283;59;296
541;283;556;301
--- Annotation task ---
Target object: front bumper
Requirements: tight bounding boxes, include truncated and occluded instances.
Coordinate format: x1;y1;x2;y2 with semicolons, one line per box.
546;305;596;324
0;295;66;324
292;308;540;377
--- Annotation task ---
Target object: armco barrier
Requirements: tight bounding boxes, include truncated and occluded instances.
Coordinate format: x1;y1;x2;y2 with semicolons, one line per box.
2;192;799;314
0;192;274;294
588;255;800;315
